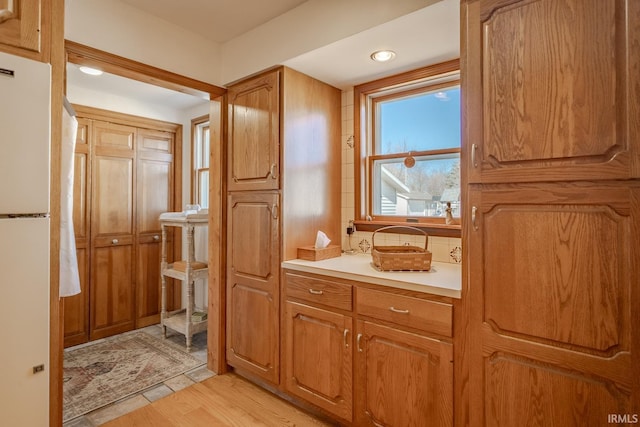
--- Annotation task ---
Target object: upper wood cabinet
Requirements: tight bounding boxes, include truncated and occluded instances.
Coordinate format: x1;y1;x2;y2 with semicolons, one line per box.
227;70;280;191
0;0;49;60
464;0;640;184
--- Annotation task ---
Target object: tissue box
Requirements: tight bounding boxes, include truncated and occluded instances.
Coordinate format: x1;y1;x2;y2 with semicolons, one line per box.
297;245;341;261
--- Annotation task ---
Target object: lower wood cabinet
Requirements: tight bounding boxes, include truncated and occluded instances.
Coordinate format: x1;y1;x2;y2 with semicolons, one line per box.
283;301;353;422
355;320;453;427
282;269;454;426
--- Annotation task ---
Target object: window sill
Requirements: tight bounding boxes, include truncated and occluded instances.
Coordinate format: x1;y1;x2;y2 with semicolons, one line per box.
353;220;461;238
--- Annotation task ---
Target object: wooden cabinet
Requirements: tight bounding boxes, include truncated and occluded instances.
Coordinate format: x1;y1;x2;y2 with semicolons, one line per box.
283;272;353;422
62;107;181;346
464;0;639;185
462;0;640;424
227;70;280;192
355;288;453;427
225;67;341;386
90;121;136;340
226;192;280;384
63;118;91;347
281;269;454;426
136;128;176;327
0;0;49;61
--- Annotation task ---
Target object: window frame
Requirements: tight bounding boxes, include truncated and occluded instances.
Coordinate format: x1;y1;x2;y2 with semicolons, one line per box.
353;59;461;237
191;114;210;208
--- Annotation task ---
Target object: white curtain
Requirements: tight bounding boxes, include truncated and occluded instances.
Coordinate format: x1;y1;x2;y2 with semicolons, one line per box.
59;99;81;297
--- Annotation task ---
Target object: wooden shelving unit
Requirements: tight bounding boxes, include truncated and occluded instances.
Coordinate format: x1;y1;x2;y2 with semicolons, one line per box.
159;213;208;351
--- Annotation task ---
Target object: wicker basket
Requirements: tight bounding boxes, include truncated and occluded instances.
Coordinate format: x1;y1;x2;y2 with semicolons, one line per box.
371;226;432;271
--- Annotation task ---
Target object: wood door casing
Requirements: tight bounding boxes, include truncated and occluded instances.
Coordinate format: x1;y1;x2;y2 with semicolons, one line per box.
227;70;280;191
283;301;353;422
467;182;637;425
226;192;280;384
63;118;91;347
356;320;453;427
89;122;136;340
466;0;639;184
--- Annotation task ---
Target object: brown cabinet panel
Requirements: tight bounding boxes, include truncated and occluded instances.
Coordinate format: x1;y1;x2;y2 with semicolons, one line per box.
356;320;453;427
284;271;352;311
226;283;279;383
93;156;134;237
94;122;136;152
135;237;161;327
72;151;89;241
466;0;639;183
0;0;43;54
137;159;172;234
227;70;280;191
226;191;280;384
63;246;89;347
90;243;135;340
283;301;353;422
484;355;631;426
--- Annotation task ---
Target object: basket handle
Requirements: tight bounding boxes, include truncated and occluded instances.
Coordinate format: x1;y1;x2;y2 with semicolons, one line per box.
371;225;429;250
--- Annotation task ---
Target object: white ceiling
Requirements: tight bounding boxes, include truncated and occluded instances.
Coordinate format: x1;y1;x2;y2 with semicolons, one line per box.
67;0;459;112
118;0;308;43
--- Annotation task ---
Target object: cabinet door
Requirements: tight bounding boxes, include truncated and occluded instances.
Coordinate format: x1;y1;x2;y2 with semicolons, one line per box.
227;70;280;191
135;128;176;327
89;122;136;340
0;0;43;55
283;301;353;422
63;118;91;347
464;0;639;184
467;183;638;426
356;320;453;427
226;192;280;384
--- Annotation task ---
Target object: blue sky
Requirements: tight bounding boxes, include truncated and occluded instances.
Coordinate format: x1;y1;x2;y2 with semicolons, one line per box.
379;87;461;154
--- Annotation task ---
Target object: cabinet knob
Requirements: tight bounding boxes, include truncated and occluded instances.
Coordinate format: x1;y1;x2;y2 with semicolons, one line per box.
112;239;119;245
153;235;160;241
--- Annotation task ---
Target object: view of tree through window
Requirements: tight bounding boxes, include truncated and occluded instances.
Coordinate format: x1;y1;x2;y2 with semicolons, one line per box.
371;85;461;218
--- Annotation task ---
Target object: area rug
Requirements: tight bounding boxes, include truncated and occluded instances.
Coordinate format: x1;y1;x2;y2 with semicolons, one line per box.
63;331;205;421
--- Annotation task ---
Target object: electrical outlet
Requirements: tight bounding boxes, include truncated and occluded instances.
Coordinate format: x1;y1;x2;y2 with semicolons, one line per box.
32;364;45;374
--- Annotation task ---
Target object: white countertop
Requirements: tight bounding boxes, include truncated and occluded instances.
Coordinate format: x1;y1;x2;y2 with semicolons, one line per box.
282;254;461;299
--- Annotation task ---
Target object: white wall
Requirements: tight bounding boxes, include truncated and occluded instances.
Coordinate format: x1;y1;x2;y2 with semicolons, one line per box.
65;0;221;85
220;0;438;84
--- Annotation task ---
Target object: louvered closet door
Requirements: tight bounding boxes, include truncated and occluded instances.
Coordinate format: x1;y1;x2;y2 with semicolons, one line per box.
90;121;136;340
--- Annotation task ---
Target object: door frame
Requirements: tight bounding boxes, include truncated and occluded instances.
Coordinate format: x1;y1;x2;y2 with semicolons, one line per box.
55;39;228;422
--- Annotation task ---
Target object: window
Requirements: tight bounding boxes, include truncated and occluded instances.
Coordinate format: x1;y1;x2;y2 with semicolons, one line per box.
192;115;210;209
354;60;461;235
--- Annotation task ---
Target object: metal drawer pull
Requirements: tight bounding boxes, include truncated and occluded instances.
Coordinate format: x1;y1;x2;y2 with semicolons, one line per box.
343;329;350;348
472;206;478;231
471;143;478;168
308;289;324;295
112;239;119;245
389;306;410;314
153;235;160;241
356;334;363;352
270;163;278;179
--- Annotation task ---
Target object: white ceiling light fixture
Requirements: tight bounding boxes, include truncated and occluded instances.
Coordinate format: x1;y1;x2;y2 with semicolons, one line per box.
370;50;396;62
78;66;104;76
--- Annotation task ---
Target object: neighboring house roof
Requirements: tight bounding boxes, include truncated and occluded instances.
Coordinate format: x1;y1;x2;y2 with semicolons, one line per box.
381;166;410;193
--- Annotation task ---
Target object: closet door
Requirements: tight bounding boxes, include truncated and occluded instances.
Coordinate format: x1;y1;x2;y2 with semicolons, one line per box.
135;128;177;328
63;118;91;347
90;121;136;340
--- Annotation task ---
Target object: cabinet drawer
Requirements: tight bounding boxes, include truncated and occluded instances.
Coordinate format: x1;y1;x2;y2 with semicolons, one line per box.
284;272;352;311
356;288;452;337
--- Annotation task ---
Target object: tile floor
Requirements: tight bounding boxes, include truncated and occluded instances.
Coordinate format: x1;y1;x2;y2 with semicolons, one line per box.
63;325;213;427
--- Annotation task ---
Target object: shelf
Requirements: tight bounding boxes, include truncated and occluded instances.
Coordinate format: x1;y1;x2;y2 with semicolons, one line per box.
161;264;208;281
163;310;208;336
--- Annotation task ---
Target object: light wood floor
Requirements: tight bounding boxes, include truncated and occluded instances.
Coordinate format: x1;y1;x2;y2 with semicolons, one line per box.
103;373;334;426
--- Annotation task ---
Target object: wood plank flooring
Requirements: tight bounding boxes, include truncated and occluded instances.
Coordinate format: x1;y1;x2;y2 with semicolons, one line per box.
103;373;334;426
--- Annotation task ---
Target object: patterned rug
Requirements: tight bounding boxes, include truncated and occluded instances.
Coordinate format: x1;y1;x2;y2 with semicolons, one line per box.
63;331;205;421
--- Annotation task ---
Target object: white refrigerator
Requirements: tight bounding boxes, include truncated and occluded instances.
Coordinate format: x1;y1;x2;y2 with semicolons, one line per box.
0;51;51;426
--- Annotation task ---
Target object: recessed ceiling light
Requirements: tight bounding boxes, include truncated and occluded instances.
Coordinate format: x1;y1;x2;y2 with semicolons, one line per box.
370;50;396;63
78;66;103;76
